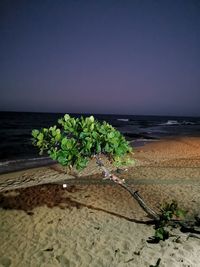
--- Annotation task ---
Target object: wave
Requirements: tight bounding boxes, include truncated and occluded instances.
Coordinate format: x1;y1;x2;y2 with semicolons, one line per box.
117;118;129;122
181;121;195;125
0;157;56;174
160;120;196;126
160;120;179;125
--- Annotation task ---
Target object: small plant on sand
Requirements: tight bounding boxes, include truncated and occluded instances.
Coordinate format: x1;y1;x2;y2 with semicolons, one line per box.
32;114;160;221
148;200;187;243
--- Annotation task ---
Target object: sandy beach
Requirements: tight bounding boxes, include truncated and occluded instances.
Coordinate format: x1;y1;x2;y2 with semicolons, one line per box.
0;137;200;267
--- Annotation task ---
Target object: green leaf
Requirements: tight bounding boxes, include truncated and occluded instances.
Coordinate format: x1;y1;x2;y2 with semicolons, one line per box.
32;129;39;138
90;123;94;131
108;132;115;139
55;131;61;141
79;132;87;139
49;149;58;160
76;157;88;170
58;118;64;125
96;142;101;153
155;227;168;241
89;116;94;122
37;133;44;141
92;131;98;139
175;209;187;218
104;143;112;153
64;114;71;121
61;138;68;146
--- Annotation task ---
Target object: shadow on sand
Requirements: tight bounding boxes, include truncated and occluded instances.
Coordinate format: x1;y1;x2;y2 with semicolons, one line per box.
0;184;152;224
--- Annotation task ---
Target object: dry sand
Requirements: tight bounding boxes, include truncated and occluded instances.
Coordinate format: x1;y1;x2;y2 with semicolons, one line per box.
0;137;200;267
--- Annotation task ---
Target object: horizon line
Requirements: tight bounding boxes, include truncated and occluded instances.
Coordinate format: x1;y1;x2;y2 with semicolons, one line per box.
0;110;199;118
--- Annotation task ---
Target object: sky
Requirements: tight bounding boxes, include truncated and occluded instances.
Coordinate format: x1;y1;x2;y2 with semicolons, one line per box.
0;0;200;116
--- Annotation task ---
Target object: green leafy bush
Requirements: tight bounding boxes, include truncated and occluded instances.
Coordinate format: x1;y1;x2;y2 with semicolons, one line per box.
32;114;133;170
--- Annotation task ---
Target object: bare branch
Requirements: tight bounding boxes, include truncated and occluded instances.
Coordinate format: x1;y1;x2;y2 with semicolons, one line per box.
94;154;160;221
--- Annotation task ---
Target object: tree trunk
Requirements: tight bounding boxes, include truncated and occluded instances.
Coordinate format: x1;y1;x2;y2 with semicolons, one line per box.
95;155;160;221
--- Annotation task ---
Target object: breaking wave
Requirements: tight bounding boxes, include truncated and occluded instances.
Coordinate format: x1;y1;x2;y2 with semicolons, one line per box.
160;120;196;126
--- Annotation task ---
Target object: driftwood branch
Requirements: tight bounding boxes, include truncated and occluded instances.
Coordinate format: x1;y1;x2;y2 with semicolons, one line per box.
94;154;160;221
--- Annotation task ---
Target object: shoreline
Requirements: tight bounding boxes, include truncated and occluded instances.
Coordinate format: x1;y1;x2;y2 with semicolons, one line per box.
0;137;157;175
0;134;198;175
0;136;200;190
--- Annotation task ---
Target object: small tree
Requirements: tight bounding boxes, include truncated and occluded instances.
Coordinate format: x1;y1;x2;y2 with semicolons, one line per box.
32;114;159;221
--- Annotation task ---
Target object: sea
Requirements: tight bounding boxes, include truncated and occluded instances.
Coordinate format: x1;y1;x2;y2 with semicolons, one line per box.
0;111;200;174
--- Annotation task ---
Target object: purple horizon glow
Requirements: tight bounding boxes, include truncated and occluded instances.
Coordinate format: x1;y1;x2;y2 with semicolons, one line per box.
1;0;200;116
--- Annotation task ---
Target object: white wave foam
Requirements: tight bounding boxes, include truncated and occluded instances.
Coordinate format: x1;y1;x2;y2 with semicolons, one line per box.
160;120;196;126
160;120;179;126
182;121;195;125
117;118;129;122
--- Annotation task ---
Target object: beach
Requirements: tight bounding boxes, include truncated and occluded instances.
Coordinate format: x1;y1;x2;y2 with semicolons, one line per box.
0;137;200;266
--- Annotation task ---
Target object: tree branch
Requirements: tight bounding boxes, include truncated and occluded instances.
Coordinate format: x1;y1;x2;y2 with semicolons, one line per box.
94;154;160;221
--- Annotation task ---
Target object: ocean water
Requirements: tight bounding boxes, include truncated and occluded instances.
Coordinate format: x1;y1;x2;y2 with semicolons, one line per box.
0;111;200;173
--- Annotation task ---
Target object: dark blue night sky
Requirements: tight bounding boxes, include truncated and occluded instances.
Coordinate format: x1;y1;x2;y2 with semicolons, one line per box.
1;0;200;116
